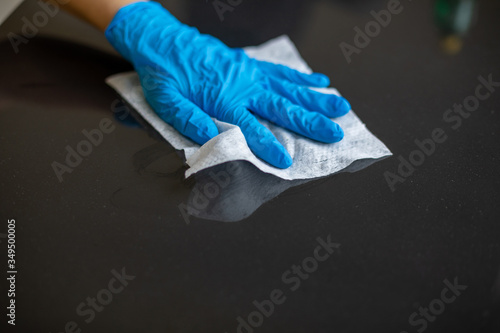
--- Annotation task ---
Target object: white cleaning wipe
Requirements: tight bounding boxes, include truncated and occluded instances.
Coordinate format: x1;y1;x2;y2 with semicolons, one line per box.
106;35;392;180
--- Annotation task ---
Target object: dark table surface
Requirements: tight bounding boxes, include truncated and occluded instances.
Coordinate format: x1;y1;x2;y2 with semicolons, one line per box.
1;0;499;332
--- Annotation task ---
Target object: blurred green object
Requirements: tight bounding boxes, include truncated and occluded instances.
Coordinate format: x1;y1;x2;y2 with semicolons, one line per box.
434;0;477;36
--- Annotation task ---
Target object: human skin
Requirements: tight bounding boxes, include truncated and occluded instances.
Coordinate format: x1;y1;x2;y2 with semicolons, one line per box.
54;0;144;31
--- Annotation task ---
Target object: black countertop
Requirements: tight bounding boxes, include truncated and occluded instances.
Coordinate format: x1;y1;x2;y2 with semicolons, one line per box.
1;0;499;332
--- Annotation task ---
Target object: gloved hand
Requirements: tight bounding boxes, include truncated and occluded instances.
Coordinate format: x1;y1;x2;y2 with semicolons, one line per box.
105;1;351;169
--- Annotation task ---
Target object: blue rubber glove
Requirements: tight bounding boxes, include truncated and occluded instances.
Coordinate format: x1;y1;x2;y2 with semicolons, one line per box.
105;1;351;169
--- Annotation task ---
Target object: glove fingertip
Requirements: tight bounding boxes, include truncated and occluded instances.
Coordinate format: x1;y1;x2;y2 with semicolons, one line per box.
328;122;344;143
310;73;330;87
313;118;344;143
331;97;351;117
249;134;293;169
263;139;293;169
340;98;351;113
193;121;219;145
273;146;293;169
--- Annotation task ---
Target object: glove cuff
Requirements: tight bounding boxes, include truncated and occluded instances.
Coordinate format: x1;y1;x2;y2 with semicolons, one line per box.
105;1;181;62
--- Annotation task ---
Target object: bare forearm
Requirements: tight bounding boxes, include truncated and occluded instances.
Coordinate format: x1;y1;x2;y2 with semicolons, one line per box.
54;0;144;31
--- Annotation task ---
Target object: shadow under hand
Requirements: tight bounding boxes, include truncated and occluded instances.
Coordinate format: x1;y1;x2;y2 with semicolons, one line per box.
182;160;310;223
182;157;388;223
111;133;386;224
